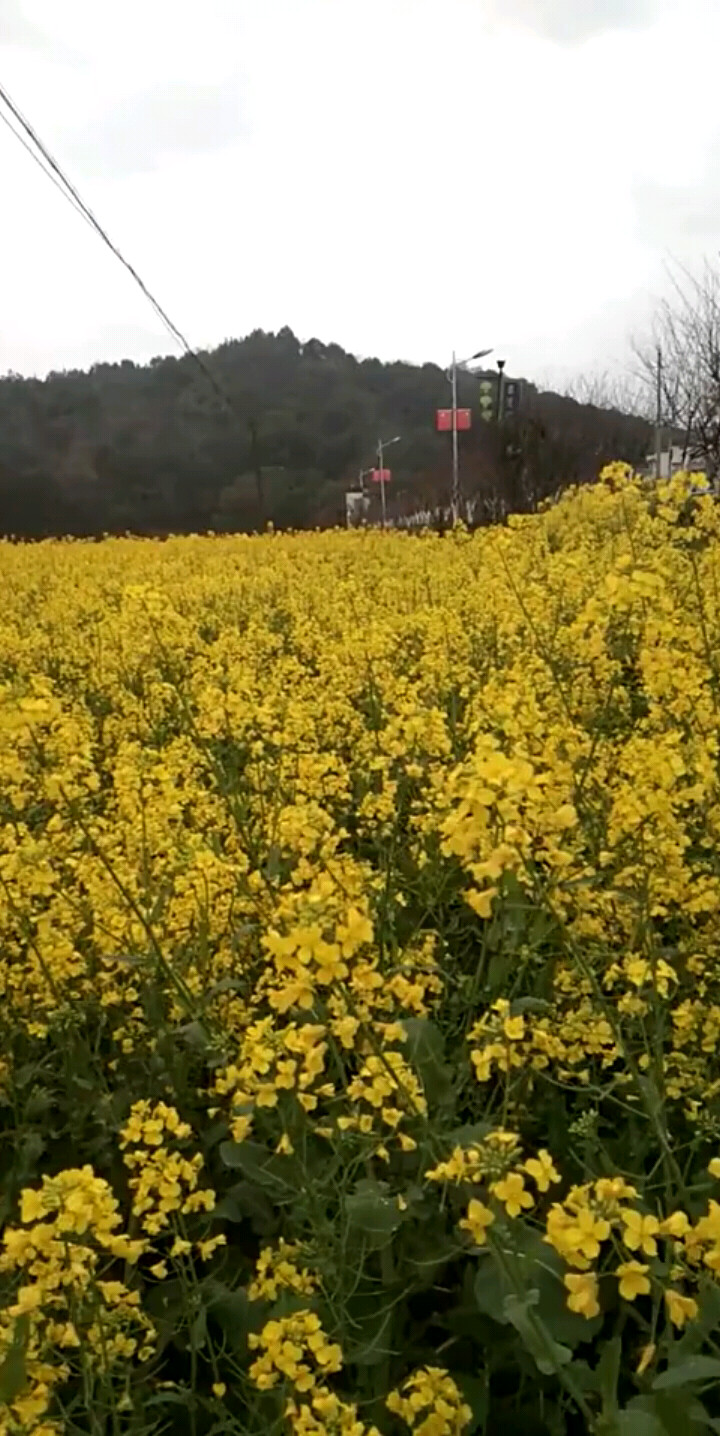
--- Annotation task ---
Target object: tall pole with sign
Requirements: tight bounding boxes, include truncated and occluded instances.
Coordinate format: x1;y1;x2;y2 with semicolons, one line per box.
451;352;460;525
446;348;493;525
373;435;401;529
378;438;387;529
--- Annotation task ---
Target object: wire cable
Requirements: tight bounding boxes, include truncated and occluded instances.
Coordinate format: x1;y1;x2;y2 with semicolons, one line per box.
0;105;96;235
0;78;234;413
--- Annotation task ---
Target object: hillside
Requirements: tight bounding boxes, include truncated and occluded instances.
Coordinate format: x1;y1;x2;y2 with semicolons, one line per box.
0;329;653;535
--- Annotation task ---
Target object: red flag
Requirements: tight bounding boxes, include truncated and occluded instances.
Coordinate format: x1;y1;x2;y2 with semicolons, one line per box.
436;409;472;431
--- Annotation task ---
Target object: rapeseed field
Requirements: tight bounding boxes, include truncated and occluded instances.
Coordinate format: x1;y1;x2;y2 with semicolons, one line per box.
2;465;720;1435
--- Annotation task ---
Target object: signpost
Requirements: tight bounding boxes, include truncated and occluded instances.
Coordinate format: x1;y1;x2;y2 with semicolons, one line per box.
436;408;472;432
374;436;401;528
446;348;493;523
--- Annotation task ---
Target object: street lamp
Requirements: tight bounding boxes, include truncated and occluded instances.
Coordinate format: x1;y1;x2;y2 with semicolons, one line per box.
377;434;401;529
447;347;493;523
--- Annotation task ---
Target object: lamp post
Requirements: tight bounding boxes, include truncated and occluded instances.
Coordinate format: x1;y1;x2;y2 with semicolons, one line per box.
448;348;493;523
377;434;401;528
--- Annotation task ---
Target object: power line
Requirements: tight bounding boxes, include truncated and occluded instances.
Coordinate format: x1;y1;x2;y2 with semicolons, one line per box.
0;106;96;235
0;78;233;414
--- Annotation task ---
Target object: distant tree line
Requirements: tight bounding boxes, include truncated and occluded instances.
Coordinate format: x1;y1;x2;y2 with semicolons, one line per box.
0;327;653;537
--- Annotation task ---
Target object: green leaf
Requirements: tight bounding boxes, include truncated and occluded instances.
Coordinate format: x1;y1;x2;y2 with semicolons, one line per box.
457;1374;490;1434
642;1393;719;1432
404;1227;459;1285
598;1335;622;1420
24;1087;54;1119
400;1018;453;1108
609;1412;667;1436
264;845;284;881
223;1179;278;1235
218;1140;295;1196
344;1299;394;1367
503;1291;572;1376
144;1278;186;1351
345;1179;402;1251
190;1308;207;1352
473;1254;511;1324
218;1140;248;1169
211;1196;246;1223
204;1282;250;1354
512;996;552;1015
145;1387;194;1408
473;1231;601;1347
653;1357;720;1391
0;1316;28;1405
600;1392;715;1436
176;1020;210;1052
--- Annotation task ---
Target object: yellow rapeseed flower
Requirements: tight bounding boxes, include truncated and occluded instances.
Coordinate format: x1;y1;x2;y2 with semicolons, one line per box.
491;1173;534;1218
616;1262;651;1301
563;1272;600;1320
664;1289;699;1329
459;1200;495;1246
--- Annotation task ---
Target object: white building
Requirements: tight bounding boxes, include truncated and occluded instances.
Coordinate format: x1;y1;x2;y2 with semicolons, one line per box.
643;445;705;479
345;490;370;527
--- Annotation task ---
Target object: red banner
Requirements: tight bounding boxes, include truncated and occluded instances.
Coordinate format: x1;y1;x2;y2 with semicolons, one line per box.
436;409;472;432
371;468;392;483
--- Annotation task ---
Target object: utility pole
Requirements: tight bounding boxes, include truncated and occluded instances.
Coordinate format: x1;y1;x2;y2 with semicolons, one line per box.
376;435;401;529
450;351;460;525
447;347;493;525
655;346;663;481
378;437;387;529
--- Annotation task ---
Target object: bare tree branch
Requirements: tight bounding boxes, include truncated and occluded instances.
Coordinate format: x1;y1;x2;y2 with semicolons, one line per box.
633;258;720;481
563;370;654;422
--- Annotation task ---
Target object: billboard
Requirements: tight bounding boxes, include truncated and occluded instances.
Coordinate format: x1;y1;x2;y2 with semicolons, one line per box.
436;409;472;432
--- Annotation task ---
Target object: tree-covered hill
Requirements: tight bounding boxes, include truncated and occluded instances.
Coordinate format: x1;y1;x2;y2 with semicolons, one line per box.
0;327;653;535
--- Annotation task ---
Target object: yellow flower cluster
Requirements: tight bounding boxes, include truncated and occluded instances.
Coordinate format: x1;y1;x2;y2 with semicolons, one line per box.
427;1131;560;1229
285;1388;381;1436
5;467;720;1424
248;1240;318;1303
248;1310;343;1392
0;1167;153;1434
426;1129;524;1186
468;996;617;1083
214;1018;332;1144
386;1366;472;1436
544;1161;720;1330
120;1101;217;1236
339;1048;427;1153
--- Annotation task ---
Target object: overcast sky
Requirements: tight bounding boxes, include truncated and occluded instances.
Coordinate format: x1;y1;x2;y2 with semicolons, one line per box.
0;0;716;388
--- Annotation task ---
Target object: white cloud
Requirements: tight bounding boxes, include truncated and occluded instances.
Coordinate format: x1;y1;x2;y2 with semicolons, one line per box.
0;0;717;385
487;0;667;43
69;79;246;176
